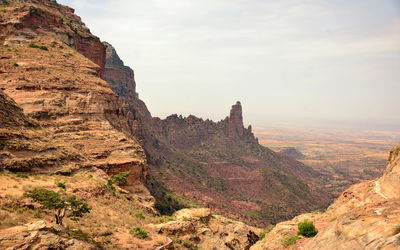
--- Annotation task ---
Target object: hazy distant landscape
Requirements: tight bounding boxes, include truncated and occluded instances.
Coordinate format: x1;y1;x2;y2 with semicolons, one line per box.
255;126;400;195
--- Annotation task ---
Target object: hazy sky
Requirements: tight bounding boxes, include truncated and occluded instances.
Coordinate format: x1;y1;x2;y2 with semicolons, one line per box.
59;0;400;130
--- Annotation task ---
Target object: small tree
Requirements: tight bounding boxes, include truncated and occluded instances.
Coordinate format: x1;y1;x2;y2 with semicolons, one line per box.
25;187;90;226
298;220;318;237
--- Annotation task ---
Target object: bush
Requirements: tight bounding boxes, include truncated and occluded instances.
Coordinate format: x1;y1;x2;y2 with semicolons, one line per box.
105;179;116;194
13;63;19;67
67;229;89;241
16;172;28;178
298;220;318;237
28;42;48;51
282;235;300;247
134;210;145;219
111;171;130;186
129;227;148;239
56;182;66;189
24;187;90;225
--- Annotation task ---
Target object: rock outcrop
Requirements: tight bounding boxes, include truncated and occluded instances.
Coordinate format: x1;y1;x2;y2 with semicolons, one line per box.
150;208;262;250
277;147;305;160
251;145;400;250
0;0;105;77
0;220;94;249
0;0;147;188
101;44;331;226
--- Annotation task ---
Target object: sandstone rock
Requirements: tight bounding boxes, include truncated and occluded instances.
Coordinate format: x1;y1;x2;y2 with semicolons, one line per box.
0;0;105;77
149;208;262;250
0;220;95;250
251;145;400;250
0;1;148;186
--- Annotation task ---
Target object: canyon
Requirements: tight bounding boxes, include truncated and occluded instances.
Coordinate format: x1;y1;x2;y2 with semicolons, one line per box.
0;0;399;249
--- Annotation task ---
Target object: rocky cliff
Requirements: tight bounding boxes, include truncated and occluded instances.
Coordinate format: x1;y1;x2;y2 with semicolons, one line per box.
251;145;400;249
0;0;147;186
100;38;331;227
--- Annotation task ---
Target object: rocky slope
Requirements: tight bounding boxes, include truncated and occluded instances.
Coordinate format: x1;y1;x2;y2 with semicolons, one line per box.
251;145;400;249
0;0;147;185
102;44;332;227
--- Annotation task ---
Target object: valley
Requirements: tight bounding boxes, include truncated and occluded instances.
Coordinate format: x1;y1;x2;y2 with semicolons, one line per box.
255;126;400;196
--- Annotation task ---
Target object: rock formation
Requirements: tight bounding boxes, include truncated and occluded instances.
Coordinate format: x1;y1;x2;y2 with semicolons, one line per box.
277;147;305;160
100;36;331;227
0;220;94;249
0;0;147;187
251;145;400;249
0;0;105;77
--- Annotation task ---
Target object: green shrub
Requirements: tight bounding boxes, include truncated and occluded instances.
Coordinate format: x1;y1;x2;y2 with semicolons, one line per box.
33;210;42;218
28;42;48;51
111;171;130;186
258;231;267;240
298;220;318;237
67;229;89;241
24;187;90;225
282;235;300;247
13;63;19;67
134;210;145;219
56;182;66;189
16;172;28;178
105;179;116;194
129;227;148;239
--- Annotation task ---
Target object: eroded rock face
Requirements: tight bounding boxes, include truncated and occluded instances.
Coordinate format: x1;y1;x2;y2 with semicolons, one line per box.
0;0;105;77
224;101;245;138
251;145;400;250
149;208;262;250
0;0;148;187
101;45;330;226
0;220;95;249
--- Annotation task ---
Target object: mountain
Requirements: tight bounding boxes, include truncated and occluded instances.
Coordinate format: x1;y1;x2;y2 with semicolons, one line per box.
1;1;397;249
102;43;332;226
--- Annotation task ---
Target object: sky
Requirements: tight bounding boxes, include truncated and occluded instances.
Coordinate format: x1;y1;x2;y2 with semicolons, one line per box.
59;0;400;131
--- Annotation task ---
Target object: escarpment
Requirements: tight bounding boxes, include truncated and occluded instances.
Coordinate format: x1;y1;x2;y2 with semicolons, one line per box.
0;0;105;76
0;0;147;187
101;46;331;226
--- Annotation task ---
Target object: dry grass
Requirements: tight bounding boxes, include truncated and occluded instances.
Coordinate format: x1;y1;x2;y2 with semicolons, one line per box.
0;171;163;248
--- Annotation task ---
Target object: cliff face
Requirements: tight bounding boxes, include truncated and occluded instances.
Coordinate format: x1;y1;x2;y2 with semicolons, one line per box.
101;45;330;226
251;145;400;250
0;0;147;187
0;0;105;77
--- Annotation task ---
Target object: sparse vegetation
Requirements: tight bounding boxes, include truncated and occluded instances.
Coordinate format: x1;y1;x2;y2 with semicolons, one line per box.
258;224;275;240
33;210;42;218
24;187;90;225
105;179;116;194
129;227;148;239
28;42;48;51
13;63;19;67
134;210;145;219
111;171;130;186
159;215;174;223
298;220;318;237
67;229;89;242
15;172;28;178
282;235;300;247
56;182;66;189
